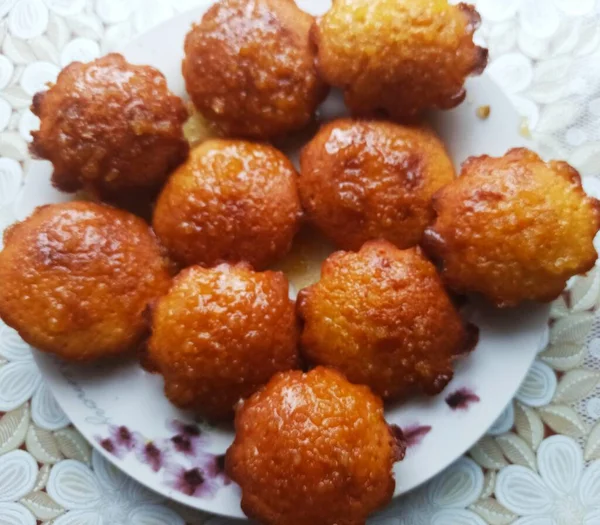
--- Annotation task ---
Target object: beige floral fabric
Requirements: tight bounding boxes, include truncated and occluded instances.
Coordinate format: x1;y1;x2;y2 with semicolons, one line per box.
0;0;599;523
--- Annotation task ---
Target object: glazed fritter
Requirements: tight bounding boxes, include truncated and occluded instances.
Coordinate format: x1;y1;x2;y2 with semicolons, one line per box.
423;148;600;307
31;53;189;197
182;0;328;139
312;0;487;119
153;139;302;270
299;119;455;250
297;241;477;401
0;202;171;361
226;367;405;525
147;263;299;421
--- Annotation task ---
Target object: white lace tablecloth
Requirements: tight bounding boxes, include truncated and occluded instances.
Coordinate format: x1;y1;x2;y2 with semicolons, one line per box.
1;1;600;524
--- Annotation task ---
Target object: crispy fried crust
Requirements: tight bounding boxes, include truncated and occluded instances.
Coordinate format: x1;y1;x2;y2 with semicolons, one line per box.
152;139;302;270
297;241;477;400
0;201;171;361
312;0;487;119
148;263;300;421
182;0;328;139
423;148;600;307
299;119;456;250
226;367;404;525
30;53;189;197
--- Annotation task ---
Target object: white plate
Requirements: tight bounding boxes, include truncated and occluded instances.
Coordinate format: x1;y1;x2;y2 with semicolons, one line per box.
27;0;551;520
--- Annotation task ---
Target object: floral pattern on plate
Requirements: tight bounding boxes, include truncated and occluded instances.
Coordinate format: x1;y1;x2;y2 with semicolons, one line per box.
95;421;229;499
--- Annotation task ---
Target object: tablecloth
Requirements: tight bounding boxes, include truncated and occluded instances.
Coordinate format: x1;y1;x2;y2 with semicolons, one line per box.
0;0;600;523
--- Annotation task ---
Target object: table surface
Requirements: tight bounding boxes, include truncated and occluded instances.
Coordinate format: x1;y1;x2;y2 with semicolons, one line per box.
1;1;600;524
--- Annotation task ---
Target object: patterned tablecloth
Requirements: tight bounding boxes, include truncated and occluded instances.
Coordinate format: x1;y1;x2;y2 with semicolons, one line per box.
1;0;600;524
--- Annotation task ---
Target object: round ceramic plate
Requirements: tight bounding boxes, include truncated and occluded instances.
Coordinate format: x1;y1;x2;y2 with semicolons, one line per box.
27;0;551;519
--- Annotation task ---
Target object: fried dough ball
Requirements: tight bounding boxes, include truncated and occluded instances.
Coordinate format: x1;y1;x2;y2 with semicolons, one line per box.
147;263;299;421
312;0;487;119
153;139;302;269
299;119;455;250
226;367;404;525
297;241;477;400
31;53;189;197
182;0;328;139
423;148;600;307
0;202;171;361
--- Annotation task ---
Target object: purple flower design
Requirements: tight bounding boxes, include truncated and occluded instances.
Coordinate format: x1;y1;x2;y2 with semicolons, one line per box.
206;453;231;486
164;454;222;498
167;419;207;457
168;419;203;437
111;425;141;450
392;424;432;448
96;425;142;459
96;436;125;459
445;387;481;410
93;418;221;495
215;454;227;475
135;439;172;472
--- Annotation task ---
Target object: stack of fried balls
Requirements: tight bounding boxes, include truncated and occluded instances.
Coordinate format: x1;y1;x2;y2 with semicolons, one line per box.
1;0;599;524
